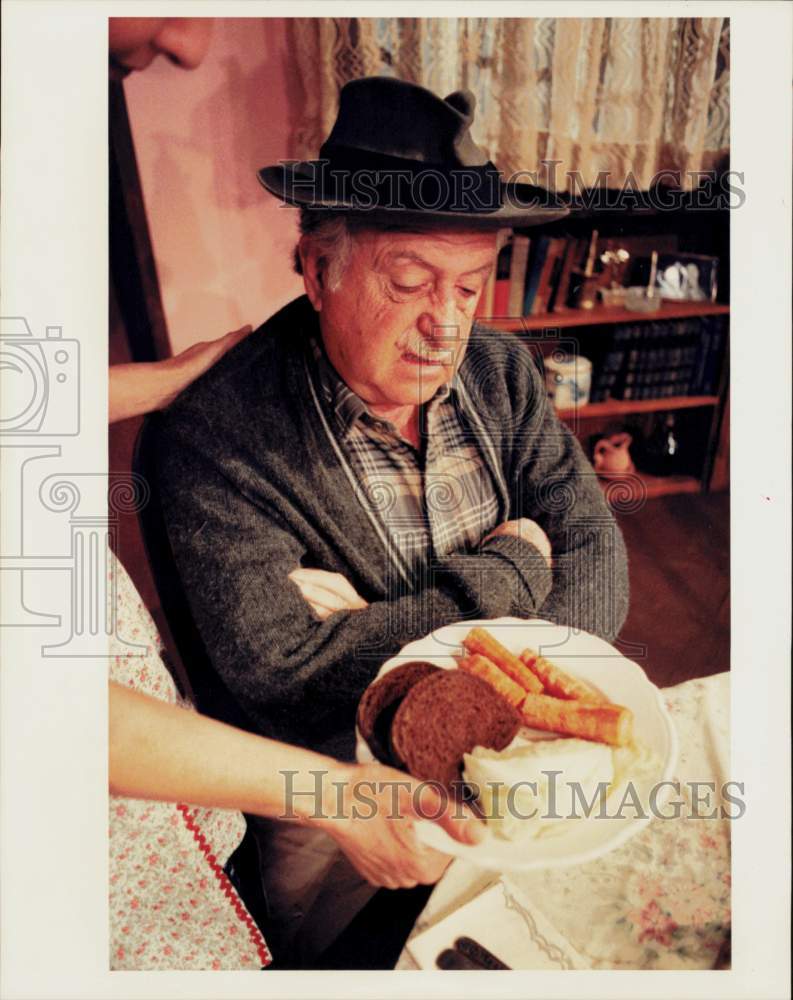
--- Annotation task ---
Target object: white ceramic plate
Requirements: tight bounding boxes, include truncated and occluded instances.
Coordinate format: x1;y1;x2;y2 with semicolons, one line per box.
355;618;678;871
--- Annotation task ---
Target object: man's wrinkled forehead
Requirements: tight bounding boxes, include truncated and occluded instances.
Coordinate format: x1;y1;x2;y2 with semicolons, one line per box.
385;250;496;280
358;227;500;273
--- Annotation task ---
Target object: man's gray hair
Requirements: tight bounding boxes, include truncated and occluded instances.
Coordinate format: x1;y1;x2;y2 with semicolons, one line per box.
293;210;354;292
293;208;510;293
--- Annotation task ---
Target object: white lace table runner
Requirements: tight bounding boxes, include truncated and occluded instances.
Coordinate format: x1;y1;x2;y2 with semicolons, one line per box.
400;672;731;971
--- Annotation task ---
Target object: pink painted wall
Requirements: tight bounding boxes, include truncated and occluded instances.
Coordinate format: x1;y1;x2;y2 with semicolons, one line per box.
123;18;305;354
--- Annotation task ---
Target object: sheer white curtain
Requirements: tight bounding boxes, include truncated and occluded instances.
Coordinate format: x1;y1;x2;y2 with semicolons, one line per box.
287;17;730;190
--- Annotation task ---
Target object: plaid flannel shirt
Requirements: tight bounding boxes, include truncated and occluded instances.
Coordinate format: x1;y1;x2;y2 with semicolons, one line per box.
308;336;504;587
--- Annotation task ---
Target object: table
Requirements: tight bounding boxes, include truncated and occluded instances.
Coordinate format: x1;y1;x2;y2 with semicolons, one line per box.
398;672;731;970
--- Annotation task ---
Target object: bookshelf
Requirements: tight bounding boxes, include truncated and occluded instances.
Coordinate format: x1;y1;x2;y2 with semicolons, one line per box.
594;471;702;504
492;301;730;333
487;303;730;505
555;394;720;421
478;204;730;505
636;473;702;499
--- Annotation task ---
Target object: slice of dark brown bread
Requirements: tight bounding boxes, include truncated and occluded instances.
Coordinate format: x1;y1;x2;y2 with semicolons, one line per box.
356;661;440;765
391;670;521;797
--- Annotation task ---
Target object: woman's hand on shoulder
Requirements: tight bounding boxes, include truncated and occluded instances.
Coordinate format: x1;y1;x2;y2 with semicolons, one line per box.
109;324;253;423
166;323;253;391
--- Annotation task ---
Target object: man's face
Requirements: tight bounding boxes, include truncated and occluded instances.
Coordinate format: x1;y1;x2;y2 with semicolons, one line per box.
109;18;213;78
316;228;499;409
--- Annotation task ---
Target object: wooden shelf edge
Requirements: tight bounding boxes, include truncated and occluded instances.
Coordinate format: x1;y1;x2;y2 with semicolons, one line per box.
483;301;730;332
598;472;701;507
557;395;719;420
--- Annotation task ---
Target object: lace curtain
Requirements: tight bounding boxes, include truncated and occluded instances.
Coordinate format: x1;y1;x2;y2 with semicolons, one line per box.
287;17;729;190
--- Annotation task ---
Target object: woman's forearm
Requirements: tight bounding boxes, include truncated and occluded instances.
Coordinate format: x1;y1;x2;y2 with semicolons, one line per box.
109;325;252;424
109;682;344;822
109;363;183;424
109;682;484;887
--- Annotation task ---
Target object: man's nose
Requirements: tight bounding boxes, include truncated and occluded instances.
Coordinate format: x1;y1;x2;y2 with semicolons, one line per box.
416;287;460;341
155;18;214;69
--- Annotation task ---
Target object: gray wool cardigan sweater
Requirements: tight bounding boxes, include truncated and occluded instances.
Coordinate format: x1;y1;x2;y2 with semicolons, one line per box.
154;295;629;759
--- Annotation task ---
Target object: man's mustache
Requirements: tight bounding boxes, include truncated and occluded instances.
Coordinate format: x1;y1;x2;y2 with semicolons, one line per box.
399;330;464;364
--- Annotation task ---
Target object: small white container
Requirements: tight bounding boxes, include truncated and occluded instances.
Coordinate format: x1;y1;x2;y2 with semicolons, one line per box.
599;286;628;307
624;286;661;313
545;354;592;409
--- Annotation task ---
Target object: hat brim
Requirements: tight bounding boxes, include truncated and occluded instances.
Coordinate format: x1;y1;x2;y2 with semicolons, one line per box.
257;162;569;228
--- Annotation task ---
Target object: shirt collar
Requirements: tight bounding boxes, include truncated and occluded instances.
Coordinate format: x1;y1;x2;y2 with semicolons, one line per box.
308;334;461;440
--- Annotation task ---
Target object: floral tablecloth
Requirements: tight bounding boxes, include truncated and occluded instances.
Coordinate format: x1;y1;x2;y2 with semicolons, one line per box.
399;672;731;971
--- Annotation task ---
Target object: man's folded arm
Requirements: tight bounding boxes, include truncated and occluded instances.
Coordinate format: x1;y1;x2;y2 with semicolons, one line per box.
155;423;553;742
509;382;630;642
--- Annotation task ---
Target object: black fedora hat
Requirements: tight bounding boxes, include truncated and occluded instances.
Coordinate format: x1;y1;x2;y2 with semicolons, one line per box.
257;77;568;228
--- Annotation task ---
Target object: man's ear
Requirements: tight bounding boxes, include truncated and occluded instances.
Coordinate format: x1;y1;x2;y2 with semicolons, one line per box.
298;237;323;312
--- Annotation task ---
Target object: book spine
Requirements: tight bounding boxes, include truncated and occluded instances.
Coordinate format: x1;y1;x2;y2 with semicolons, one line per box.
522;236;549;316
543;248;567;315
551;237;581;313
681;320;701;396
609;325;633;400
648;320;684;400
532;238;565;315
596;355;626;401
701;317;726;394
690;319;712;395
507;235;531;317
491;241;513;317
590;326;624;403
647;322;676;400
615;326;642;400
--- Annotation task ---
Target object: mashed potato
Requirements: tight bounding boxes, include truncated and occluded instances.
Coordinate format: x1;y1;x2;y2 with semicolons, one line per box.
463;737;616;840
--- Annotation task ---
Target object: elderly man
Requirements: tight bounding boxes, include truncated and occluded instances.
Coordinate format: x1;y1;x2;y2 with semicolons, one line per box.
152;76;629;961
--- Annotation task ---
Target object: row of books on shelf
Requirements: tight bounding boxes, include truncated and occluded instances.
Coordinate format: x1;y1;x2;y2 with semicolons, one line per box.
477;232;722;320
477;233;586;319
588;315;727;402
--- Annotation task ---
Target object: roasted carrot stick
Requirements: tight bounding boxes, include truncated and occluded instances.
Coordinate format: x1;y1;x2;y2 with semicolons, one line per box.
462;628;544;695
518;691;633;747
458;654;527;709
520;649;605;703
